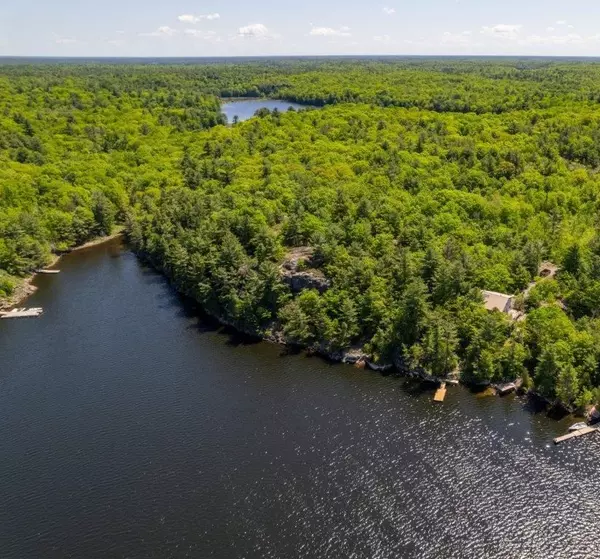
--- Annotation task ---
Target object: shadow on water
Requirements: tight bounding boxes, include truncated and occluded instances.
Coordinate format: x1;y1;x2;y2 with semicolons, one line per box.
522;394;549;415
520;392;573;422
139;266;170;286
134;258;263;345
222;326;263;347
546;403;571;421
108;244;125;259
191;316;222;334
278;344;304;358
133;247;584;424
157;291;199;319
400;378;436;397
304;351;342;367
466;382;493;395
139;267;202;321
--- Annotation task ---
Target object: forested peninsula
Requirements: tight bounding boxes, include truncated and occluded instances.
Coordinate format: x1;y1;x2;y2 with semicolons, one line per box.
2;58;600;412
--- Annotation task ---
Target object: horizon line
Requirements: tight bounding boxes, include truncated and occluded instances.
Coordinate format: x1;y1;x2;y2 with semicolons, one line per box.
1;54;600;60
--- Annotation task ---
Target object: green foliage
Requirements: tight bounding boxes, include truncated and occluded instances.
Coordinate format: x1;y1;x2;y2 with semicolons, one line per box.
420;310;459;377
534;341;579;403
0;65;226;275
2;59;600;406
281;290;326;346
526;280;561;310
0;271;15;297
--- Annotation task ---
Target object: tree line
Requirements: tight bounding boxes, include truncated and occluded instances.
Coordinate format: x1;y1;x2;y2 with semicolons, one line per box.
1;59;600;411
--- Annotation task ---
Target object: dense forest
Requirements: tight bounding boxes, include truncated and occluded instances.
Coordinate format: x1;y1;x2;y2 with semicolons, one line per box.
2;58;600;412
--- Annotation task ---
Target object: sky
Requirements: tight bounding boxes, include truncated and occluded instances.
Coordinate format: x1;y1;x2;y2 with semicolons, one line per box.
2;1;600;57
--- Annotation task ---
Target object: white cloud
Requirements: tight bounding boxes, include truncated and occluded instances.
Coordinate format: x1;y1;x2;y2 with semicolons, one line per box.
178;13;220;24
107;39;125;47
237;23;270;38
481;24;522;39
546;27;555;32
178;14;197;24
309;26;351;37
383;7;395;15
139;26;177;37
374;34;392;43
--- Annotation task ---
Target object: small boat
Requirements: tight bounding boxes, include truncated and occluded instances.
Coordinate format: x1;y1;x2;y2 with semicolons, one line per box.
497;382;516;396
568;422;587;432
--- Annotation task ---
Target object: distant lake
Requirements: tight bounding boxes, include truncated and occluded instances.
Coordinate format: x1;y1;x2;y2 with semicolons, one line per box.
221;99;308;122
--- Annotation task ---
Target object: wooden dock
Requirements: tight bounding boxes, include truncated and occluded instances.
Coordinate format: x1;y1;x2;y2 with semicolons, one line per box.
0;307;43;319
553;426;598;445
433;382;447;403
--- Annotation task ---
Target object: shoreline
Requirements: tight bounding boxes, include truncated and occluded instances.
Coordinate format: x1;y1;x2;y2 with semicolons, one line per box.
4;239;591;424
0;229;124;311
141;255;506;383
136;252;596;423
66;229;124;253
138;251;507;386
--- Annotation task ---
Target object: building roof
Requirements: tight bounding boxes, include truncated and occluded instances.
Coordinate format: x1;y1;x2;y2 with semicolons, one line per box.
482;290;513;313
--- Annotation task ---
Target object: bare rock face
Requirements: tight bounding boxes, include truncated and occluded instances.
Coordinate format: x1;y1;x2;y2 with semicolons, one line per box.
283;270;330;293
280;247;330;293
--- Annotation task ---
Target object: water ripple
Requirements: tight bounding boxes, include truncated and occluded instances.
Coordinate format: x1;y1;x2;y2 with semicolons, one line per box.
0;245;598;558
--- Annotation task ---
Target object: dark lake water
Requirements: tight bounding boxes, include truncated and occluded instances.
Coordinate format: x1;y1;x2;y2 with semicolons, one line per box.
221;99;308;122
0;239;599;558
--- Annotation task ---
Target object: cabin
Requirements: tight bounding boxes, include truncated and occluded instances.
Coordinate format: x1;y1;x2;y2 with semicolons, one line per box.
482;290;513;313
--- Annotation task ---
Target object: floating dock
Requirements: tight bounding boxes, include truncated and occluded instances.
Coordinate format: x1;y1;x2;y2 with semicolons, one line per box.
0;307;43;319
36;269;60;274
553;426;598;445
433;382;447;402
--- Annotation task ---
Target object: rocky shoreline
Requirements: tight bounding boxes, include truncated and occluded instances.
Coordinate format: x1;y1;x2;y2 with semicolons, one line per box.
111;245;600;425
182;298;600;422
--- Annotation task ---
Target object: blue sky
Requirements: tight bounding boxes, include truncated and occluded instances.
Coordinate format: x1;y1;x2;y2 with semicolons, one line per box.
2;1;600;57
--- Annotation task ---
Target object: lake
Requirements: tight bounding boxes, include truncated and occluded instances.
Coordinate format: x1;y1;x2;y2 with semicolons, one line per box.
0;239;598;558
221;99;308;122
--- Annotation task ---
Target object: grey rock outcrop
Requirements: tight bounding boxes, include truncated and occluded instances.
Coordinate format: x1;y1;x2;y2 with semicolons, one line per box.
280;247;330;293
